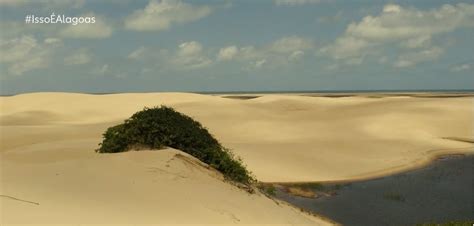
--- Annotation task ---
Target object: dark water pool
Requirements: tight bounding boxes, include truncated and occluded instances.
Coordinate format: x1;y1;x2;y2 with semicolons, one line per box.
275;155;474;226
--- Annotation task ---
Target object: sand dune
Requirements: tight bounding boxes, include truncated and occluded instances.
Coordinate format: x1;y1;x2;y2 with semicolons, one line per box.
1;148;330;225
1;92;473;224
2;92;472;181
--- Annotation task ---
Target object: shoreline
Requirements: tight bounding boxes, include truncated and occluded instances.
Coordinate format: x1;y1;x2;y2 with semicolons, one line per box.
273;154;474;226
263;149;473;185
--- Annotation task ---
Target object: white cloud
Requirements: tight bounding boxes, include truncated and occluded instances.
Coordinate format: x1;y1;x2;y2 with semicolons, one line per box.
1;36;37;63
126;42;213;71
99;64;109;74
394;46;443;68
321;3;474;65
400;35;431;49
254;59;266;68
0;0;28;6
451;63;471;72
91;64;109;75
346;3;474;42
177;41;202;56
319;36;369;61
217;45;238;61
129;36;312;71
0;35;61;75
238;46;264;60
274;0;325;6
171;41;212;69
128;46;146;60
0;0;85;8
288;50;304;62
269;36;313;53
124;0;212;32
44;38;61;45
0;21;58;39
64;48;92;65
382;4;401;13
59;13;112;39
217;36;313;69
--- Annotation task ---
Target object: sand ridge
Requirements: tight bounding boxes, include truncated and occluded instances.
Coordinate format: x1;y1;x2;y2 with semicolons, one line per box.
1;148;332;225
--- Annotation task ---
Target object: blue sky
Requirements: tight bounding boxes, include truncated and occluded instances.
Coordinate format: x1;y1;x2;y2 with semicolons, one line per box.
1;0;473;95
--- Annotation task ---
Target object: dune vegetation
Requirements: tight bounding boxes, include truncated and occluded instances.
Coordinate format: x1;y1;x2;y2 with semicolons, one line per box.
96;106;253;184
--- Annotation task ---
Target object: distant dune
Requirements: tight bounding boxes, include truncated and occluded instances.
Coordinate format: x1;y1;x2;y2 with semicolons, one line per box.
1;92;473;224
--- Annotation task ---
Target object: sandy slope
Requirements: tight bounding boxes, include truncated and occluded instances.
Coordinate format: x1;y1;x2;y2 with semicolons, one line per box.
1;148;330;225
1;92;473;224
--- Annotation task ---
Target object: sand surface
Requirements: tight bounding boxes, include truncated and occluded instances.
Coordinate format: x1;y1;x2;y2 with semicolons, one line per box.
1;148;330;225
1;92;473;224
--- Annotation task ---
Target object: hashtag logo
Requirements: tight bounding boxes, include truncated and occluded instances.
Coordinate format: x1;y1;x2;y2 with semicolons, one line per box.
25;15;31;24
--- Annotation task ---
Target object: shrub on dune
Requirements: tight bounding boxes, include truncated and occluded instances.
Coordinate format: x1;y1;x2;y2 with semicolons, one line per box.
96;106;253;184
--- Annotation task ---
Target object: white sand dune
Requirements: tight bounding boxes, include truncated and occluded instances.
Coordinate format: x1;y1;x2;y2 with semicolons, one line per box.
1;92;473;224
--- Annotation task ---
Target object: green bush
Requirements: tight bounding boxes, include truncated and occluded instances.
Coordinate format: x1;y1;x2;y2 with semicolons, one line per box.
96;106;253;184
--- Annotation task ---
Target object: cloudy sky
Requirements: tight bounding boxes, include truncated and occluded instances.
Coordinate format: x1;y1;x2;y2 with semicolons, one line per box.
1;0;473;95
